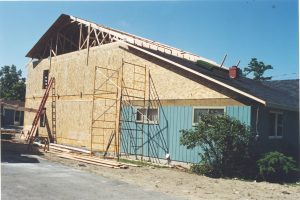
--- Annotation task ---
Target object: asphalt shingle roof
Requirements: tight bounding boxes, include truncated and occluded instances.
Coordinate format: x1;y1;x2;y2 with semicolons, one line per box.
140;47;299;111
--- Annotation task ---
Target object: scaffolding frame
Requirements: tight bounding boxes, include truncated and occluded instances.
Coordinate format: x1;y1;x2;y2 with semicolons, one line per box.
90;65;122;156
90;59;169;163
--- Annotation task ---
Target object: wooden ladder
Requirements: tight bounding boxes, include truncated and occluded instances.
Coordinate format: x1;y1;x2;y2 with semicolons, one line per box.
26;77;54;144
51;78;57;143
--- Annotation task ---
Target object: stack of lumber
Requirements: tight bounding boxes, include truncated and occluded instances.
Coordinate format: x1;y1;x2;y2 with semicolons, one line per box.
34;142;129;169
58;154;128;169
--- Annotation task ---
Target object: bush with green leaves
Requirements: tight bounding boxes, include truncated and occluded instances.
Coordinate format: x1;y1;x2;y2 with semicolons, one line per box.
180;113;255;178
257;151;298;183
0;65;26;101
190;163;219;178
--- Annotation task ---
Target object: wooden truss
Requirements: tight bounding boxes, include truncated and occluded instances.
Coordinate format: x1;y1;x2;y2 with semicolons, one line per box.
28;14;220;67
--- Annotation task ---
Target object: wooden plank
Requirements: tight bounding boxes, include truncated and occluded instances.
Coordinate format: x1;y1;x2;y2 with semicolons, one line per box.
72;154;123;166
50;143;91;154
119;162;141;167
58;154;119;168
49;146;72;153
34;142;71;153
79;23;82;50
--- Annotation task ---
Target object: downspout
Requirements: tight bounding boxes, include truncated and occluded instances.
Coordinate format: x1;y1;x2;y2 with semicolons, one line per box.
255;105;260;140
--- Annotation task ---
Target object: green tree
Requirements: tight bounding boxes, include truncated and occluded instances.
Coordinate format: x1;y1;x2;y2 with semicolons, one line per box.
0;65;26;101
244;58;273;80
257;151;298;183
180;113;255;178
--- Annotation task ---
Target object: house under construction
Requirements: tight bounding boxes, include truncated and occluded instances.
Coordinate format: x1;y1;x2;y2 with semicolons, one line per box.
24;14;299;165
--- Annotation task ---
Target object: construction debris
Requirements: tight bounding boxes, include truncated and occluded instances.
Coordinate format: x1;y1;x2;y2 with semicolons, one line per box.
174;165;188;171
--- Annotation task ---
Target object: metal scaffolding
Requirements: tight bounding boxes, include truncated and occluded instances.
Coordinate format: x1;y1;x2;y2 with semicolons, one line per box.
90;59;169;163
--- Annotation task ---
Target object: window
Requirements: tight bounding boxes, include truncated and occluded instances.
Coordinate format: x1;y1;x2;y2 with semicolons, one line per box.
193;107;225;124
42;70;49;89
40;108;46;127
14;110;21;125
136;108;159;124
1;107;5;116
269;111;283;138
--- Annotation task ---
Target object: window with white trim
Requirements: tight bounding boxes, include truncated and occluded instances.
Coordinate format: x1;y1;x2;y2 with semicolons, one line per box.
269;111;283;138
136;108;159;124
193;107;225;124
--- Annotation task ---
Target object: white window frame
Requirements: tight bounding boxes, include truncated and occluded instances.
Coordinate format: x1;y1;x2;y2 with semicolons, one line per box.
192;106;225;125
136;107;159;124
268;111;284;139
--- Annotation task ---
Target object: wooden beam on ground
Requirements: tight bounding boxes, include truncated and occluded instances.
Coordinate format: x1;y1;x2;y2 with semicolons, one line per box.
70;155;123;167
50;143;91;154
58;154;118;168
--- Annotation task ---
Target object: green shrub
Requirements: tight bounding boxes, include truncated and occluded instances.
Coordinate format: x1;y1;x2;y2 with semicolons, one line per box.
180;113;255;179
257;151;298;183
190;163;219;178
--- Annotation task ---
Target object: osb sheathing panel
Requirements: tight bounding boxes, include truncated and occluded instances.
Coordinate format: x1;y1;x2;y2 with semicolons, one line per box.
25;42;234;149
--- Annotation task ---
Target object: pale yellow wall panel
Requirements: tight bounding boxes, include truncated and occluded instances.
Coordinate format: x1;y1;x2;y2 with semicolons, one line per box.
24;42;234;149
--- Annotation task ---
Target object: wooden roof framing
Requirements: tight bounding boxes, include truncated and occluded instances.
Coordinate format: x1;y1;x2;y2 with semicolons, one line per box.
26;14;298;111
26;14;220;68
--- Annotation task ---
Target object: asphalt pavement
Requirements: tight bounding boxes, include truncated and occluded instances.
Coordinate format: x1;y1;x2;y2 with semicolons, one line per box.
1;140;177;200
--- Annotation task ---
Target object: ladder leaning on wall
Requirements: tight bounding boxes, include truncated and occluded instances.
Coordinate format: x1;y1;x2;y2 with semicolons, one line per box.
26;77;54;146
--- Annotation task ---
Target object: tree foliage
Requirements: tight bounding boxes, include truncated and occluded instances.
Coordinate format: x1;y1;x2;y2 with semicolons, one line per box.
244;58;273;80
0;65;26;101
180;113;255;178
257;151;298;183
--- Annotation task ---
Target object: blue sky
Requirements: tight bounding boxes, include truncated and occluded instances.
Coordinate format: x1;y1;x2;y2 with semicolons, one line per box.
0;0;298;80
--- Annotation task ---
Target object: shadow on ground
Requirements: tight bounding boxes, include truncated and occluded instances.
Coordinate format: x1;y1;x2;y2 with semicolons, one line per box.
1;136;43;163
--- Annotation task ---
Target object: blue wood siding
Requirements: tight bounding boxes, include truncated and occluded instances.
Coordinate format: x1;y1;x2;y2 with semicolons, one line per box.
226;106;251;125
121;105;251;163
120;106;169;160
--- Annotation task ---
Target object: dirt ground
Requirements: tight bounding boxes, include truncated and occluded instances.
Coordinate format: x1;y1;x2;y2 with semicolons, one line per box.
2;137;300;200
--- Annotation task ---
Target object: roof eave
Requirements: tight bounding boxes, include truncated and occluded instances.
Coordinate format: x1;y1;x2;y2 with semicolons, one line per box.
266;102;299;112
121;41;269;105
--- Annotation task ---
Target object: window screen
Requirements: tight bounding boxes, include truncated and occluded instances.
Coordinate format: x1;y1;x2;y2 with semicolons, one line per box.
193;108;224;124
136;108;159;124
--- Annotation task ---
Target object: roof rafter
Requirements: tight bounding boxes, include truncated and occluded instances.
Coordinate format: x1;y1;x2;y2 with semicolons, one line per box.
26;14;223;69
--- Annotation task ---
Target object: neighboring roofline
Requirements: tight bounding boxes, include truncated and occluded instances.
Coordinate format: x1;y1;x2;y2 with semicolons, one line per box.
120;41;267;105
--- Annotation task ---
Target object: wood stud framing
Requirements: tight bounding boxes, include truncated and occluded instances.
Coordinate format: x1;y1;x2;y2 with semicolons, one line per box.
31;14;220;67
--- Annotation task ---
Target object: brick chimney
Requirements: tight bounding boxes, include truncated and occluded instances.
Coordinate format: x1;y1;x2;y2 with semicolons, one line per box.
229;66;239;79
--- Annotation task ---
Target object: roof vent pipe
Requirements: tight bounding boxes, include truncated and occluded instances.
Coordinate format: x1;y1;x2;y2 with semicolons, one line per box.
229;66;239;79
